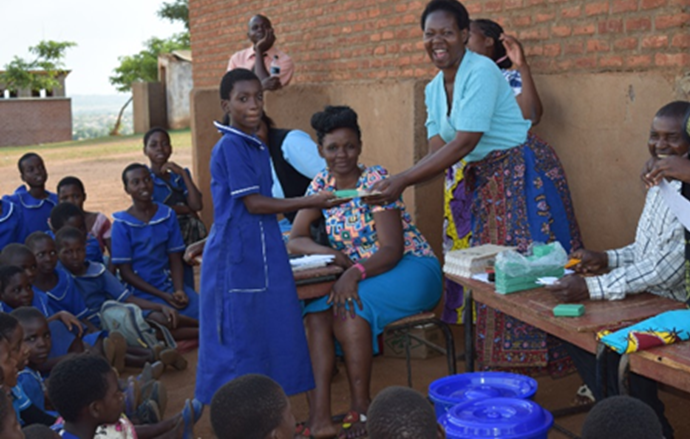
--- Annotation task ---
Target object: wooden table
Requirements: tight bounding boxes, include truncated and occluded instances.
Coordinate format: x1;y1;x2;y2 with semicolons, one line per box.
622;341;690;394
446;274;685;369
293;265;343;300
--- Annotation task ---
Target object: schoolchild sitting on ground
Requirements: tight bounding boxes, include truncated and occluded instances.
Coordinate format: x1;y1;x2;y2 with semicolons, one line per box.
546;100;690;439
112;164;199;328
3;153;57;235
367;386;445;439
0;312;56;427
56;176;112;257
194;69;340;404
55;227;187;370
22;424;57;439
25;232;90;322
48;355;201;439
0;389;25;439
210;374;295;439
12;308;199;438
49;202;104;265
0;196;28;251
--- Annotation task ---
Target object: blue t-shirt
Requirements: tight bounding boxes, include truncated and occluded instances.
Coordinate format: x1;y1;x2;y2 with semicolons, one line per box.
11;384;32;425
424;50;530;162
0;199;29;249
68;261;131;325
0;289;53;316
3;186;58;235
150;167;190;206
17;368;46;411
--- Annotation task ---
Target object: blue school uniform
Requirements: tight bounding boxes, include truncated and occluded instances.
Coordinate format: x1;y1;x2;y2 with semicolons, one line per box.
11;385;32;425
17;367;46;411
150;167;190;205
194;123;314;404
111;203;199;319
68;261;131;326
33;267;89;320
0;199;29;249
3;186;58;234
1;289;52;316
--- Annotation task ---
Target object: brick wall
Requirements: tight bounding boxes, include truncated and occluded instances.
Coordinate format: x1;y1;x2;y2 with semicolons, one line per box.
190;0;689;88
0;98;72;147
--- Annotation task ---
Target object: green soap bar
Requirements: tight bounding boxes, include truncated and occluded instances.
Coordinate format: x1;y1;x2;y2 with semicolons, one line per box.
334;189;360;199
553;304;585;317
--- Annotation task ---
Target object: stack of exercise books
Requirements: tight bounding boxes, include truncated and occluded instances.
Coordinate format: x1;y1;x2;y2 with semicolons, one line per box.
443;244;516;278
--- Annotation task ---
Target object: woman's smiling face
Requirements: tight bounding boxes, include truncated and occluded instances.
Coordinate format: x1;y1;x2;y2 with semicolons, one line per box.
423;10;468;71
318;127;362;176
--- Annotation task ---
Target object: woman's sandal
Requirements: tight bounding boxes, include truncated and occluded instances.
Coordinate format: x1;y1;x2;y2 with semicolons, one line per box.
181;398;204;439
338;411;367;439
294;423;315;438
141;380;168;419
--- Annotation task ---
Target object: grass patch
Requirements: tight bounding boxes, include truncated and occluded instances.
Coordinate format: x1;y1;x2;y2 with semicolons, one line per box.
0;129;192;168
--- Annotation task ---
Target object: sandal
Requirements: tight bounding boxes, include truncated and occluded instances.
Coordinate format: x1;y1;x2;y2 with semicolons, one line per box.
295;423;315;438
181;398;204;439
104;331;127;373
571;384;596;407
141;380;167;418
338;411;367;439
160;348;188;371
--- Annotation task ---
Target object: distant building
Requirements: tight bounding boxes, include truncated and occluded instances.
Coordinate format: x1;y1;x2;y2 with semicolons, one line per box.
0;71;72;147
158;50;193;130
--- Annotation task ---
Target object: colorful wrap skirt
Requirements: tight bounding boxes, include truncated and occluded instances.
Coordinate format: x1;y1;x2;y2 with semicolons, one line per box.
462;133;582;376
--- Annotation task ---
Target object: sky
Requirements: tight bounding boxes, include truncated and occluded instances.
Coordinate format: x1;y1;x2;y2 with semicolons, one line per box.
0;0;186;96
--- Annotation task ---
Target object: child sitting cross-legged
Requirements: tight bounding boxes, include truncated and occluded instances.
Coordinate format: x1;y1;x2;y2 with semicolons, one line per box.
210;374;296;439
55;226;187;369
3;153;58;235
49;202;104;265
111;164;200;334
48;355;202;439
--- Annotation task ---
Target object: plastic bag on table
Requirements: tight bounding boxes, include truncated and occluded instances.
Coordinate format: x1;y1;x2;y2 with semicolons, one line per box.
495;241;568;277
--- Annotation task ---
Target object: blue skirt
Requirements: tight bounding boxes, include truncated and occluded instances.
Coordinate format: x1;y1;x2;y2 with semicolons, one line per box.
303;255;442;354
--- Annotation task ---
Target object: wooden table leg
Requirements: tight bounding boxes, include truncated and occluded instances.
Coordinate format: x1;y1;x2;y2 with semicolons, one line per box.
596;342;608;399
464;289;474;373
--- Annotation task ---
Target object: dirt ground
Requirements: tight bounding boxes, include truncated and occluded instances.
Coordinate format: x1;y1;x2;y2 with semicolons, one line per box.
3;133;690;438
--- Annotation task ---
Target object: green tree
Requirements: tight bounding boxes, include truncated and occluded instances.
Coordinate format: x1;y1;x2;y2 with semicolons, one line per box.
158;0;189;30
108;33;189;135
0;41;76;94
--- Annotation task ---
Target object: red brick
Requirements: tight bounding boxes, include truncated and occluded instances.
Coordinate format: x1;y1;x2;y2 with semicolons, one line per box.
573;23;596;35
599;55;625;67
561;5;581;18
465;3;482;14
373;46;386;55
585;2;609;15
519;28;549;40
598;19;624;34
381;30;394;40
524;44;543;56
642;35;668;48
535;12;556;22
564;41;584;54
626;17;652;31
551;25;572;37
587;39;610;52
655;14;690;29
655;52;690;66
612;0;638;12
575;56;598;68
505;0;523;8
672;34;690;48
614;37;638;49
527;0;546;4
543;43;561;56
512;15;532;27
641;0;667;8
627;54;652;67
485;1;503;11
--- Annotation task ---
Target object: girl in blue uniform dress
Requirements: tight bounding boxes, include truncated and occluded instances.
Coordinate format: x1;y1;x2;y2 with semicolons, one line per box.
0;199;28;250
3;153;58;235
194;69;338;404
111;164;199;339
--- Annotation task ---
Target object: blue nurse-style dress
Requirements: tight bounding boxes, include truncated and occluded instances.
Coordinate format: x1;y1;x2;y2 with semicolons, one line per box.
33;267;89;320
194;123;314;404
110;203;199;319
0;199;29;249
3;186;58;235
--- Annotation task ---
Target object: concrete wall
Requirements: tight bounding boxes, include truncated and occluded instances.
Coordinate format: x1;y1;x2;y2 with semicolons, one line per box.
132;82;168;134
0;98;72;147
159;57;193;130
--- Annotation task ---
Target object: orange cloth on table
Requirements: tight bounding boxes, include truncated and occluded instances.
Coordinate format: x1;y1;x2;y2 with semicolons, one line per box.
227;46;294;86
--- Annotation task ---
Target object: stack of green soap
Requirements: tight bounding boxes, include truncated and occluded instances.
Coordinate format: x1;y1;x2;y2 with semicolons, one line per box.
494;267;564;294
553;304;585;317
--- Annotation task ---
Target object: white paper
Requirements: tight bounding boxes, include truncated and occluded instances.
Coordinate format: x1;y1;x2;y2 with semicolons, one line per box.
536;276;559;286
659;180;690;231
290;254;336;272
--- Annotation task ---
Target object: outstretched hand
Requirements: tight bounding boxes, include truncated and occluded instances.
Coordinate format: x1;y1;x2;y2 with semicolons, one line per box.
363;175;406;206
308;191;347;209
570;248;608;275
